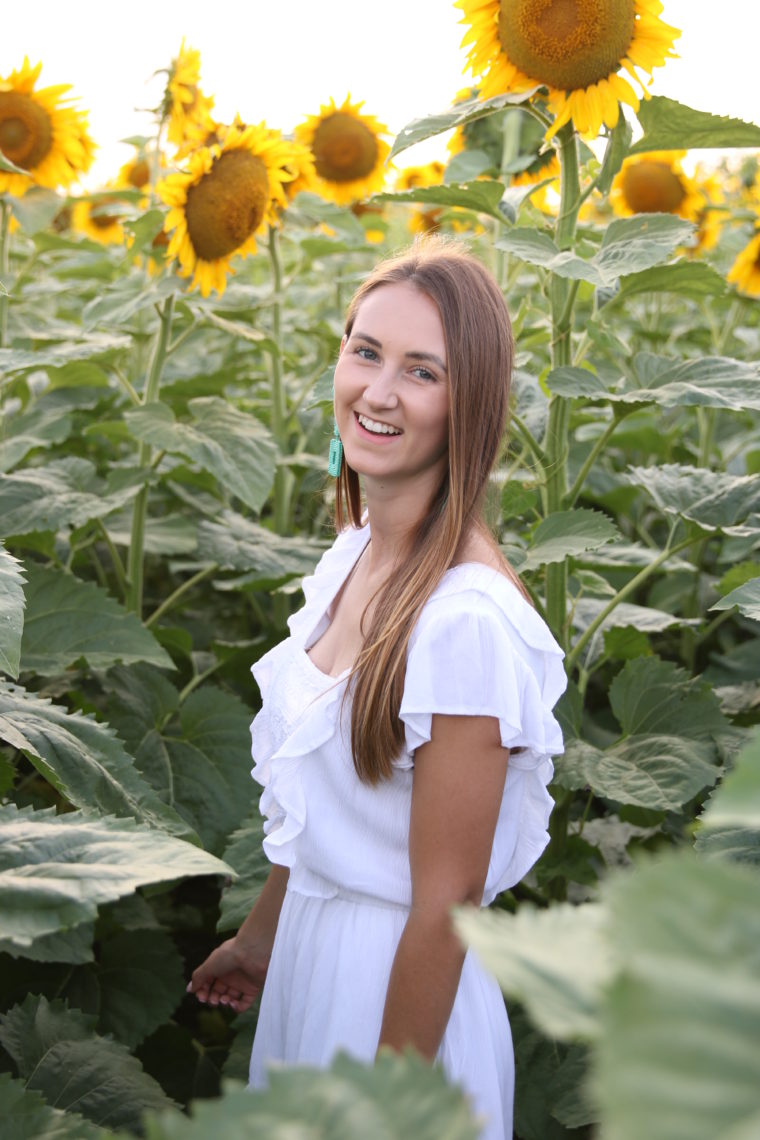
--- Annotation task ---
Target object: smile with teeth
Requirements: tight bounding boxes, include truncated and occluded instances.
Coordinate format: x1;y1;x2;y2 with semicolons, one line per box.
356;413;402;436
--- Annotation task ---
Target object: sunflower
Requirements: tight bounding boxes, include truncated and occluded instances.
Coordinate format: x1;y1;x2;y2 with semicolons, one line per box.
72;188;127;245
727;231;760;299
691;167;725;253
295;96;391;205
609;150;703;221
164;39;215;151
278;138;318;204
457;0;680;140
0;57;95;195
157;123;297;297
115;155;152;192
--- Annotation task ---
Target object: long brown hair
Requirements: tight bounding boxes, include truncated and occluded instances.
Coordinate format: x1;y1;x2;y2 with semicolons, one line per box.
334;236;514;783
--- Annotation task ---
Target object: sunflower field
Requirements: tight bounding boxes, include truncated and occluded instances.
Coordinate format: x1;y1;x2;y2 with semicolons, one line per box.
2;4;760;1137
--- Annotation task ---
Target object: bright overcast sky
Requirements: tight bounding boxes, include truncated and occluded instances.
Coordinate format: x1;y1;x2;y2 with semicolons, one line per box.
3;0;758;187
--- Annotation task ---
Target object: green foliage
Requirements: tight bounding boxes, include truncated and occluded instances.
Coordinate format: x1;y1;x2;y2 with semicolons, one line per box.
631;96;760;153
0;545;25;678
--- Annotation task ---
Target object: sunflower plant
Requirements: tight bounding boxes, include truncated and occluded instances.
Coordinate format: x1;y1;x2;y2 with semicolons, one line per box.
295;95;391;205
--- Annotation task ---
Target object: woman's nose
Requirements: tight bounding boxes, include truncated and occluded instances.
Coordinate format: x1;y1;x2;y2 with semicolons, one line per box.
364;366;399;408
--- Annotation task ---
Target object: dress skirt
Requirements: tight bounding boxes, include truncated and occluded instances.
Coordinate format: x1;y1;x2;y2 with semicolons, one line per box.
249;885;515;1140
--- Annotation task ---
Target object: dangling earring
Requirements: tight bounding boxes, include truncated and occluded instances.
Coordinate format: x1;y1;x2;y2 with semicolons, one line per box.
327;421;343;477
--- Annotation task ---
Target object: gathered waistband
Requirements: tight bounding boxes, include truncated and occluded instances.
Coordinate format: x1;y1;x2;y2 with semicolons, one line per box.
287;866;410;914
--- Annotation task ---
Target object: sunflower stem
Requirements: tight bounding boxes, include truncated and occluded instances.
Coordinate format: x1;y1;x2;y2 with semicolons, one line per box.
126;293;175;615
0;198;11;348
542;123;581;646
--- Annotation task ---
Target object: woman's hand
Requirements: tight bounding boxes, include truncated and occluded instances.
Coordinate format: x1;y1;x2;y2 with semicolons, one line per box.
188;864;290;1015
188;936;269;1014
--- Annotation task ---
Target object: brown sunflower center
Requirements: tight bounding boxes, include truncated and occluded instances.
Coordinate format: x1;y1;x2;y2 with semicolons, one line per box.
311;112;378;183
128;160;150;189
498;0;635;91
621;160;686;214
0;90;53;170
184;149;270;261
89;198;123;229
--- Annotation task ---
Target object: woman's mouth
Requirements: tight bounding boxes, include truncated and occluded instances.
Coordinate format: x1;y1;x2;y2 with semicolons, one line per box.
355;412;402;437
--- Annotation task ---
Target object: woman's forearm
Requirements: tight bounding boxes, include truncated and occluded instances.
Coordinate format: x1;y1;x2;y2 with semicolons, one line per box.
236;863;290;952
377;907;466;1060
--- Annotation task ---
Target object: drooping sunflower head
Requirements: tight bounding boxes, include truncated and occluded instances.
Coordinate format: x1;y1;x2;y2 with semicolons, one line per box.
115;155;152;192
610;150;703;222
163;39;215;151
727;230;760;299
272;135;317;205
72;188;127;246
457;0;680;140
157;123;296;297
0;57;95;195
295;95;391;205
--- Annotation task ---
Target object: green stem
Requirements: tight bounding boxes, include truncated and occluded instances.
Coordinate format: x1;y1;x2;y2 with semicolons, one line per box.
542;124;582;645
0;198;11;348
145;563;217;628
267;225;290;536
95;519;128;599
509;411;547;468
565;533;697;674
113;365;141;406
564;412;631;508
126;293;175;615
697;407;716;468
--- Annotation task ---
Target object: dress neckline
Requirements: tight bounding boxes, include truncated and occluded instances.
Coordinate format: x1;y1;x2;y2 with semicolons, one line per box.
302;528;372;680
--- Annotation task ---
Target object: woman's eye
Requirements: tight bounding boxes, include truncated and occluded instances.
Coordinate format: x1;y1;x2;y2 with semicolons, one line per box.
412;366;436;382
356;345;378;360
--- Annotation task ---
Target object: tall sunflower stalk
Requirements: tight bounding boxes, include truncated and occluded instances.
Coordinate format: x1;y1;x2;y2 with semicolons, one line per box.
126;294;175;615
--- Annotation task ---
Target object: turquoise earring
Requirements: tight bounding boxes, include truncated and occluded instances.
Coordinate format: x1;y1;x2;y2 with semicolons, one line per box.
328;421;343;477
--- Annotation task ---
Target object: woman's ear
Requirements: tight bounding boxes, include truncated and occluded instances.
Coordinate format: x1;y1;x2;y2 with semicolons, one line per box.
339;334;347;355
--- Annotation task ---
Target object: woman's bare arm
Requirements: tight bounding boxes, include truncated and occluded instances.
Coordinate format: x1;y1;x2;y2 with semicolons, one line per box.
377;714;508;1058
188;863;289;1014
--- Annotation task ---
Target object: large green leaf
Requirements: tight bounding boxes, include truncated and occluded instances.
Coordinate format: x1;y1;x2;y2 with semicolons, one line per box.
522;509;619;570
571;598;692;638
0;333;130;376
696;731;760;864
390;91;541;159
456;903;611;1041
554;735;718;811
596;854;760;1140
217;811;269;932
145;1050;480;1140
373;180;509;222
0;458;143;537
96;928;186;1048
608;260;727;304
0;401;74;473
631;96;760;154
105;665;256;855
625;464;760;534
0;804;231;952
0;995;175;1131
612;354;760;412
496;214;692;286
197;510;325;583
0;1072;109;1139
710;577;760;622
0;545;25;679
19;563;172;674
124;398;277;512
0;680;195;846
609;657;727;739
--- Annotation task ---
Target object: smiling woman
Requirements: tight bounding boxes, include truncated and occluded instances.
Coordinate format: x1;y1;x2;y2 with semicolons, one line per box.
188;236;567;1140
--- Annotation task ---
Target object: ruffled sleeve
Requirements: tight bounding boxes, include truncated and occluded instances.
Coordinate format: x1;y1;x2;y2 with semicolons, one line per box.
398;566;567;898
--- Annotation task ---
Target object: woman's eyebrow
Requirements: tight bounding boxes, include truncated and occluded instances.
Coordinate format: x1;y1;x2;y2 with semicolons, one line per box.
351;331;447;373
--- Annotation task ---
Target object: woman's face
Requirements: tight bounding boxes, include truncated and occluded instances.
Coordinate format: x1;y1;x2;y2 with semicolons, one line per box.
333;282;450;496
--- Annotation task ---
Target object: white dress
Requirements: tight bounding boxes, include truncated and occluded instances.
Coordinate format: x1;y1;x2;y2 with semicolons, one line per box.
248;524;566;1139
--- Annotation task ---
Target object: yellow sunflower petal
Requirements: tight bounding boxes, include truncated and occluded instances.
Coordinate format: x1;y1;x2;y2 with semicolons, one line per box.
295;94;391;206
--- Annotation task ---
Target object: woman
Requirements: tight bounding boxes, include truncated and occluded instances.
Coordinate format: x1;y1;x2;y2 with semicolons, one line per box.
188;237;566;1139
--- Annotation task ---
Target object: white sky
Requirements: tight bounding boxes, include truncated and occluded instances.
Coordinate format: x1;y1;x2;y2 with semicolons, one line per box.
2;0;758;187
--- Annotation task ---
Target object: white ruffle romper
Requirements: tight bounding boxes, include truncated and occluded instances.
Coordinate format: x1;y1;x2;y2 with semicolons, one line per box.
248;524;566;1140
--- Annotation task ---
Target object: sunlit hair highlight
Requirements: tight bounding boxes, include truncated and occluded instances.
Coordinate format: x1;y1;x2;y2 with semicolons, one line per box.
333;236;515;783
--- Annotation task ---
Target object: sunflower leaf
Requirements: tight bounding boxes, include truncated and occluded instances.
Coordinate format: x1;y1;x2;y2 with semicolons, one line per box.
605;261;728;304
0;803;231;951
0;1072;108;1140
0;546;25;680
710;578;760;622
631;96;760;153
0;458;144;538
596;114;632;195
624;465;760;534
373;180;508;222
8;189;64;234
523;509;619;569
390;91;542;160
